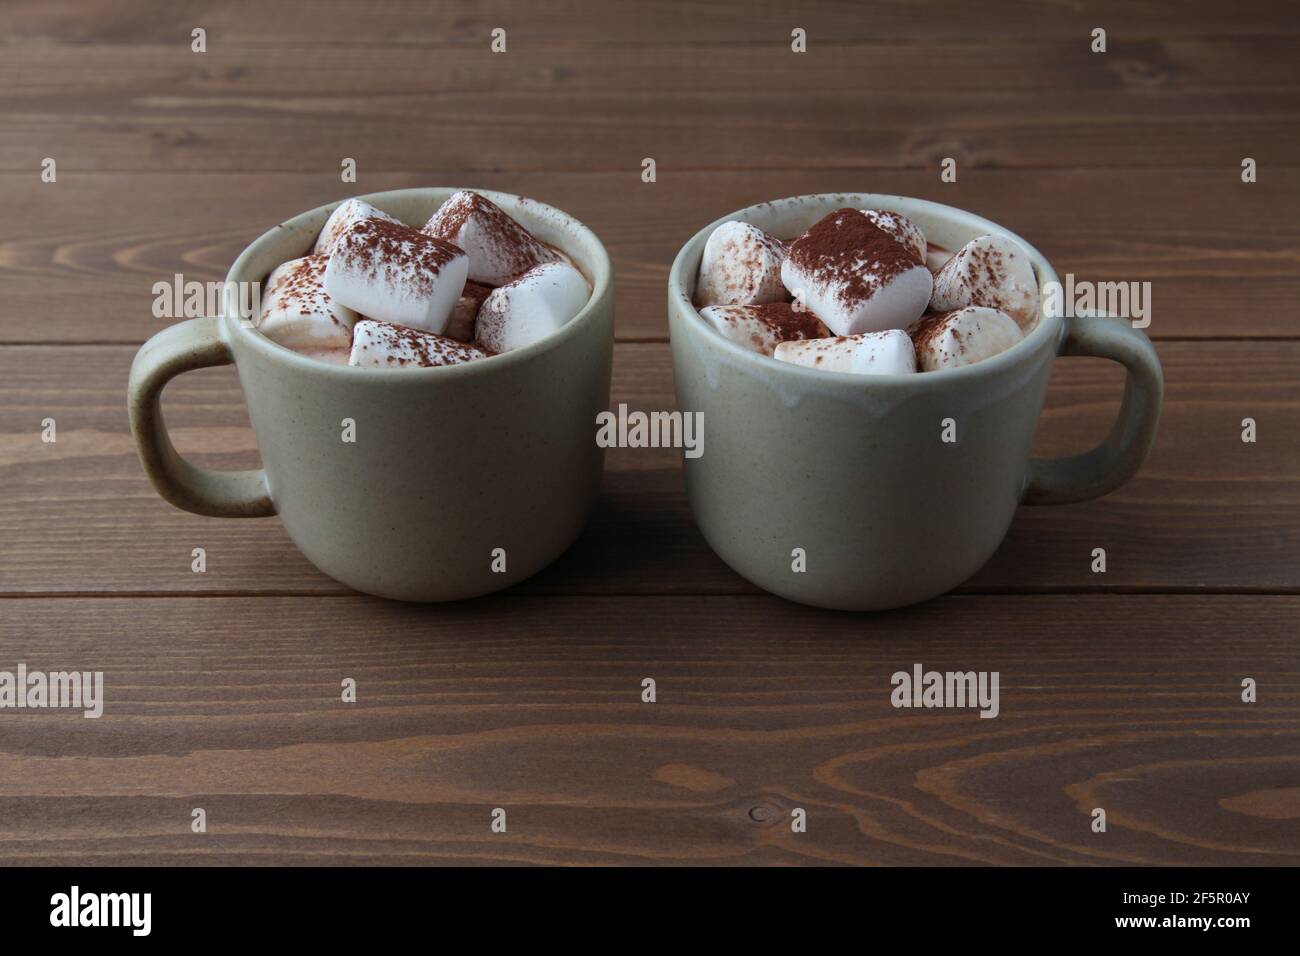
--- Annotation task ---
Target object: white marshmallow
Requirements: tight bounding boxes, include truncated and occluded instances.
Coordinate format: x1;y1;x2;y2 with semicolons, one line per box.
445;281;492;342
324;218;468;334
474;261;590;354
699;302;829;356
860;209;926;264
423;190;560;286
774;329;916;376
781;210;933;337
695;220;789;306
909;306;1022;372
258;254;357;353
930;234;1041;331
313;198;402;256
349;319;490;368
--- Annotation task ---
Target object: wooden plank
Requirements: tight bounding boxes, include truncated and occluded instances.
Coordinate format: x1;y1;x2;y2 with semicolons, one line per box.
3;0;1295;45
0;594;1294;865
3;170;1296;344
6;37;1298;97
2;41;1296;172
0;342;1294;596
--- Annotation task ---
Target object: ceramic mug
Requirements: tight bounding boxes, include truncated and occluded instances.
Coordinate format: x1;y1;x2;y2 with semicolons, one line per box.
129;188;614;601
668;193;1163;610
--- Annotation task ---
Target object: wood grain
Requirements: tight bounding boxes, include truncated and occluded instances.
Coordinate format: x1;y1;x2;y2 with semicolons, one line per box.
11;35;1297;97
3;0;1295;46
3;40;1296;173
0;595;1294;865
0;341;1294;596
3;170;1297;344
0;0;1295;868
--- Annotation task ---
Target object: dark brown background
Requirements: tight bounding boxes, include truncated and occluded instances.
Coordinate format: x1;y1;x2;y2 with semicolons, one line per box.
0;0;1296;865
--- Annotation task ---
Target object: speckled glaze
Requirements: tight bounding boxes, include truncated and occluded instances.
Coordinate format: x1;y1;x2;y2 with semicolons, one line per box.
668;194;1163;610
129;188;614;601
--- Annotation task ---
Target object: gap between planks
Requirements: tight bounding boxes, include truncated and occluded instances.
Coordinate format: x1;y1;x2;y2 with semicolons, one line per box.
0;587;1296;601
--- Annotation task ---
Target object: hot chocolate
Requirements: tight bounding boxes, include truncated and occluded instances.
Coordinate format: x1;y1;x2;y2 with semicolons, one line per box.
256;191;591;368
693;205;1043;375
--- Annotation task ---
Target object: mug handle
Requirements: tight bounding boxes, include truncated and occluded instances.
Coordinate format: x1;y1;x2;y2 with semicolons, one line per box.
128;316;275;517
1022;314;1163;505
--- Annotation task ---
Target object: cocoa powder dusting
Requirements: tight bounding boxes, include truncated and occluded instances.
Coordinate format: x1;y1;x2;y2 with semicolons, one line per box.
862;209;924;264
364;320;491;368
788;209;918;309
267;254;331;317
340;218;463;299
705;226;788;304
909;310;969;363
941;238;1014;308
750;302;828;341
424;191;556;282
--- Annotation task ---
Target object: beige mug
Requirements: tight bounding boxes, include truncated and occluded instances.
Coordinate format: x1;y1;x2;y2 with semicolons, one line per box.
668;193;1163;610
129;188;614;601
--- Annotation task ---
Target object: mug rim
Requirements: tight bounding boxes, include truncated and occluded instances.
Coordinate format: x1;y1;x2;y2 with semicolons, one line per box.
668;192;1064;386
223;186;613;380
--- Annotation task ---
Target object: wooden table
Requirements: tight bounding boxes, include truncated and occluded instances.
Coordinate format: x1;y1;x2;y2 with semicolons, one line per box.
1;0;1296;866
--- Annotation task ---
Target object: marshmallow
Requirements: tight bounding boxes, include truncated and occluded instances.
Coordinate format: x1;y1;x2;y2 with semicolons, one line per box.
925;243;953;274
324;218;468;334
774;329;916;376
699;302;830;356
258;254;357;354
860;209;926;264
474;261;590;354
930;234;1041;331
422;190;560;286
313;198;402;256
695;220;789;306
445;280;492;342
349;319;490;368
780;209;933;336
909;307;1022;372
